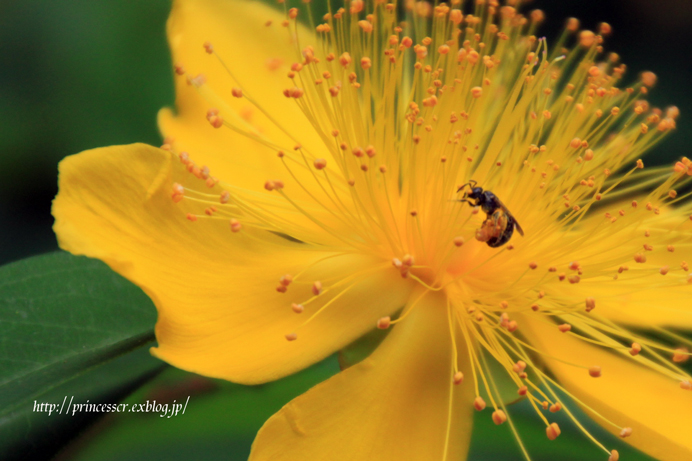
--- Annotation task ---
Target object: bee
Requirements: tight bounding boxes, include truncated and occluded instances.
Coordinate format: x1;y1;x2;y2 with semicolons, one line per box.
456;180;524;248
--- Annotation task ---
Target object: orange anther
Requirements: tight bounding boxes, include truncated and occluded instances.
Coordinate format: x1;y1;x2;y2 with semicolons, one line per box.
558;324;571;333
512;361;527;373
673;347;689;363
641;71;657;87
288;8;298;19
492;410;507;425
579;30;595;47
546;422;561;440
339;52;352;67
312;281;322;295
549;403;562;413
474;396;486;411
453;371;464;385
518;386;528;396
208;115;223;128
609;450;620;461
634;253;647;263
585;297;596;312
186;213;197;222
291;303;304;314
566;17;579;32
471;86;483;98
285;332;298;341
230;219;242;232
203;41;214;54
314;158;327;170
619;427;632;438
232;87;243;98
589;366;602;378
529;261;538;270
350;0;364;14
453;236;465;247
630;342;642;356
377;316;391;329
680;380;692;390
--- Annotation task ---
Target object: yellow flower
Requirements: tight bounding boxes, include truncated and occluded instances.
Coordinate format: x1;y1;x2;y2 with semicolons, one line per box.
52;0;692;459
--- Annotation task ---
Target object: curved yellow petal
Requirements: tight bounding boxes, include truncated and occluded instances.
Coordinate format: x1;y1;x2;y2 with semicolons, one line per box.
540;282;692;328
523;317;692;461
568;203;692;328
53;143;412;384
249;292;474;461
159;0;324;192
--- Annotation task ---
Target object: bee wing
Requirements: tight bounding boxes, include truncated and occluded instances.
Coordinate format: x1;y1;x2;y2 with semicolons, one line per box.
495;197;524;236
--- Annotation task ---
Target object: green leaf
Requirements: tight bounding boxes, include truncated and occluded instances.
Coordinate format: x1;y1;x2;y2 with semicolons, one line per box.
1;347;165;460
0;251;158;416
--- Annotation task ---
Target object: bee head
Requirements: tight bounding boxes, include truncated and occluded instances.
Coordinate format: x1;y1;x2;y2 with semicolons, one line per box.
468;187;483;199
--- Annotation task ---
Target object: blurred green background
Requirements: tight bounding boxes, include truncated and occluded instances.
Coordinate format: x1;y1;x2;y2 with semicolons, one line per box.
0;0;689;459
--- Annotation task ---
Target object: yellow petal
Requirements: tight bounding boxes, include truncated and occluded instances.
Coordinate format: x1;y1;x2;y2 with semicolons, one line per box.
53;143;412;384
249;292;474;461
523;316;692;461
159;0;324;193
541;282;692;328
